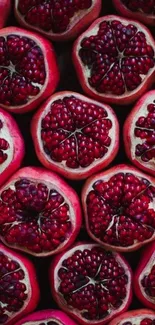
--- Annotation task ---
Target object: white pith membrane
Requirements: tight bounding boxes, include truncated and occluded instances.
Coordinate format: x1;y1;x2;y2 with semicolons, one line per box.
139;250;155;304
84;166;155;250
76;15;155;101
129;93;155;173
0;246;31;323
21;319;61;325
37;92;118;175
54;243;132;324
118;314;155;324
0;176;76;256
0;114;13;173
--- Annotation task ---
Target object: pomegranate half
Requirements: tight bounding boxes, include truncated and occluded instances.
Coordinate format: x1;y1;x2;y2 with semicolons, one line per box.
31;91;119;180
109;309;155;325
0;27;59;113
73;15;155;105
124;90;155;176
82;164;155;252
14;0;102;42
0;107;24;186
0;243;40;325
134;241;155;310
15;309;78;325
0;167;82;257
0;0;11;28
50;242;132;325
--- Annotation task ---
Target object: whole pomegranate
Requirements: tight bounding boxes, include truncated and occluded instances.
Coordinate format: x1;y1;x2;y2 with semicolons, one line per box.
82;164;155;252
73;15;155;105
109;309;155;325
31;91;119;180
0;167;82;256
0;0;11;28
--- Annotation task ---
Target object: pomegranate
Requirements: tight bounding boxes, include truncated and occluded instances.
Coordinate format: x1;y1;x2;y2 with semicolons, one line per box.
31;91;119;180
82;164;155;252
0;166;82;256
14;0;102;42
72;15;155;105
0;243;40;325
50;242;132;325
124;90;155;176
0;26;59;113
0;0;11;28
15;309;78;325
134;241;155;310
108;309;155;325
0;107;24;186
112;0;155;26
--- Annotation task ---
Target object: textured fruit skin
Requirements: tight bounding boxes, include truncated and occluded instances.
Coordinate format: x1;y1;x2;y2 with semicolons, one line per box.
0;166;82;256
0;243;40;325
108;309;155;325
112;0;155;26
0;107;25;186
82;164;155;252
72;15;155;105
0;0;11;28
15;309;78;325
134;242;155;310
14;0;102;42
49;241;133;325
0;26;59;114
31;91;119;180
124;90;155;176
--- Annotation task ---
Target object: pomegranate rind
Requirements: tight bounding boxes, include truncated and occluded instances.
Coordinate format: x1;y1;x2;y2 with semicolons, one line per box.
0;107;25;186
108;308;155;325
15;309;78;325
0;166;82;257
124;90;155;176
31;91;119;180
72;15;155;105
112;0;155;26
0;26;59;113
134;241;155;310
50;242;133;325
0;0;11;28
0;243;40;325
14;0;102;42
82;164;155;252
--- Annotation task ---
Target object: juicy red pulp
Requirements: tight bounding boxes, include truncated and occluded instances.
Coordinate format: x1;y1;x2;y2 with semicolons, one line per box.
18;0;92;34
0;34;46;106
86;172;155;248
41;96;112;169
57;246;129;320
79;20;155;96
141;264;155;299
0;178;71;254
122;320;155;325
0;120;9;164
122;0;155;14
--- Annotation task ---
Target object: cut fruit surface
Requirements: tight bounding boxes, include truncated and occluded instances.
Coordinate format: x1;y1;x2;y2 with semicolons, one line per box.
109;309;155;325
0;0;11;28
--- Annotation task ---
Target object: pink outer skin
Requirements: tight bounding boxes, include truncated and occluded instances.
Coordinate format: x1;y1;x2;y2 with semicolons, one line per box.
0;243;40;325
0;0;11;28
124;90;155;176
49;241;133;325
0;166;82;256
134;241;155;310
31;91;119;180
0;107;25;186
108;309;155;325
112;0;155;26
82;164;155;252
0;27;59;114
72;15;155;105
14;0;102;42
15;309;78;325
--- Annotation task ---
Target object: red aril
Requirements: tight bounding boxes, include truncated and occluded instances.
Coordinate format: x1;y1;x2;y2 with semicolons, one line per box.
14;0;102;42
109;309;155;325
0;0;11;28
31;91;119;180
124;90;155;176
50;242;132;325
0;167;82;257
134;241;155;310
0;27;59;113
82;164;155;252
73;15;155;105
0;107;24;186
0;243;40;325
